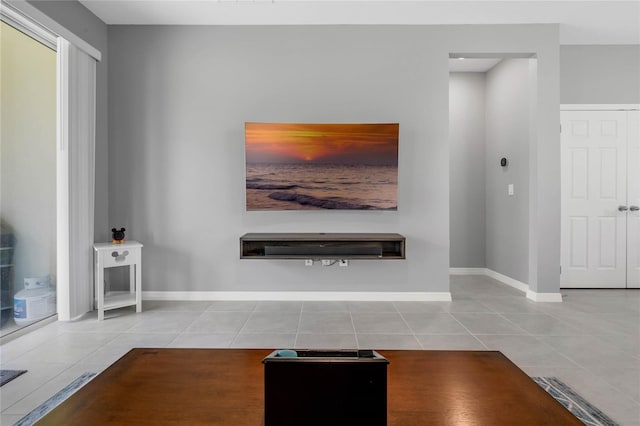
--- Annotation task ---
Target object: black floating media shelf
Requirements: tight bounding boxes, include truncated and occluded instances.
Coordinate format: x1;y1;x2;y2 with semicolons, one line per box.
240;233;405;260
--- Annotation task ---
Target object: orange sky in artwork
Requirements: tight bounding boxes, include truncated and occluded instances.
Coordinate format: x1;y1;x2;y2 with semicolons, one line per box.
245;123;399;165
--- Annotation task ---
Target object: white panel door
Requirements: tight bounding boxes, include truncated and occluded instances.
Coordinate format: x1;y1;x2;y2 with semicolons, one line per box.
627;111;640;288
561;111;628;288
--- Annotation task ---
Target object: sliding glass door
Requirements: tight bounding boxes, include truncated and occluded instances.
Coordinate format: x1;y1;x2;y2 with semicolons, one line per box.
1;21;57;336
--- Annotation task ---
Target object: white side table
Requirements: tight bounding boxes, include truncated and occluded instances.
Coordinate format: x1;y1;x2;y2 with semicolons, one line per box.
94;241;143;320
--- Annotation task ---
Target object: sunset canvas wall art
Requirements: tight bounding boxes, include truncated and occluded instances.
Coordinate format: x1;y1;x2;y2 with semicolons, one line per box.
245;122;399;211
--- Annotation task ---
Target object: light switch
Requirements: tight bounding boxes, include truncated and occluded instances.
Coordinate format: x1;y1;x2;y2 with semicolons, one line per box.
508;184;514;196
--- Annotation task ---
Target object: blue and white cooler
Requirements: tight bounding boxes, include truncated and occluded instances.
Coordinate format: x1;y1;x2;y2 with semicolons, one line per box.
14;276;56;326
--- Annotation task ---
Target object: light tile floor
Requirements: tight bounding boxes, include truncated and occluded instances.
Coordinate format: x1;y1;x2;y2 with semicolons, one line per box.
1;275;639;425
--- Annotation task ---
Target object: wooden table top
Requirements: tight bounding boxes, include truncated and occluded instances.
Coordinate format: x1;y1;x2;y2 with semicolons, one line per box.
38;349;581;425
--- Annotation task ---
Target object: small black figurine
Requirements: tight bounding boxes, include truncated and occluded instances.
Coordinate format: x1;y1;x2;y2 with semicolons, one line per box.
112;227;126;244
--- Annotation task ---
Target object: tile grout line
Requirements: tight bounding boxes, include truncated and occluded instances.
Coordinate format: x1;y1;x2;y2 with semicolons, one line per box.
395;310;425;350
348;311;360;349
292;305;304;348
166;309;208;347
493;311;534;336
229;303;258;347
448;311;489;349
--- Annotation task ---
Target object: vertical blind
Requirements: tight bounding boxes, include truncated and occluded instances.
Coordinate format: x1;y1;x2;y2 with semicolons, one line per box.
57;38;96;320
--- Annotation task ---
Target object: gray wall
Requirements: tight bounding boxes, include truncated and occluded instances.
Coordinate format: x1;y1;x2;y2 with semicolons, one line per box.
485;59;532;284
560;45;640;104
449;73;486;268
108;26;448;293
27;0;110;242
108;24;560;295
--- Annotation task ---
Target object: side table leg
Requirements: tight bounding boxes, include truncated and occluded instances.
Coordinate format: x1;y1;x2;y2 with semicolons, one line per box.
135;262;142;313
129;263;135;294
96;262;104;321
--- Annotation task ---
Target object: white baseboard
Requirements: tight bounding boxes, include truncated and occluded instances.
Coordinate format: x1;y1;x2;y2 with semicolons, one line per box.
142;271;563;304
450;267;563;302
450;268;488;275
484;269;529;293
526;290;563;302
143;291;452;302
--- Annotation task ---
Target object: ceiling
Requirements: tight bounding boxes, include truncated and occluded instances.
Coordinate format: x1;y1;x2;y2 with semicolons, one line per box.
78;0;640;45
448;58;502;72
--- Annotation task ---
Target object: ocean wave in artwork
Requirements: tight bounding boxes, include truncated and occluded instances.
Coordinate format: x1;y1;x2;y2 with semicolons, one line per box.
268;192;395;210
246;183;301;190
245;163;397;211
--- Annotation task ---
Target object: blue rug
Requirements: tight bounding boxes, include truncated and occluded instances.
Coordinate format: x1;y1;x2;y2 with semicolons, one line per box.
534;377;619;426
14;372;96;426
0;370;27;387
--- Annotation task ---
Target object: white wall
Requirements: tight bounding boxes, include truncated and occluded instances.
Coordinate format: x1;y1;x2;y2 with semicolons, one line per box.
107;24;560;297
449;73;486;268
560;45;640;104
